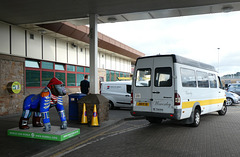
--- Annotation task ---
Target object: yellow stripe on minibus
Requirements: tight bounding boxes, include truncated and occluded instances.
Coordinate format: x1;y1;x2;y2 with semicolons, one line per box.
182;98;226;109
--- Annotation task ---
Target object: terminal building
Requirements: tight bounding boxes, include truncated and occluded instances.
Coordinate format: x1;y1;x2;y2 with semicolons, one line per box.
0;21;145;116
1;1;234;117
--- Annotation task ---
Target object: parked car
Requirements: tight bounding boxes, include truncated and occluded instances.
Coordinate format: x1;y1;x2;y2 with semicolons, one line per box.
100;81;132;109
225;91;240;106
227;83;240;95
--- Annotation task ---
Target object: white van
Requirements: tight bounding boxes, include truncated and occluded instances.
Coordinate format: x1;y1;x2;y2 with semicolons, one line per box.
131;54;227;126
101;81;132;109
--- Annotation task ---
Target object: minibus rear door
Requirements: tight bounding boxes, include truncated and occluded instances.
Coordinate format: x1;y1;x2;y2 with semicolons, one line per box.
134;57;154;113
151;56;174;114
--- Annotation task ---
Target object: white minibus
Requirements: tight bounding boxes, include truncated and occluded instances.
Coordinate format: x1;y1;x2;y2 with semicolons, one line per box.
131;54;227;126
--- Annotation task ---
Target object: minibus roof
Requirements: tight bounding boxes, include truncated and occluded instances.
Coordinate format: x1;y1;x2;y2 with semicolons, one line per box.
137;54;217;72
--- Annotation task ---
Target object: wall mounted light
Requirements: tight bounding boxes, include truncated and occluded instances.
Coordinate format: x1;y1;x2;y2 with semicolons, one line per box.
38;29;46;34
71;43;77;48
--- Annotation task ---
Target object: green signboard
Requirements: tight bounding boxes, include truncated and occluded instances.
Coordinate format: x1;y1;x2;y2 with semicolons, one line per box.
8;126;80;141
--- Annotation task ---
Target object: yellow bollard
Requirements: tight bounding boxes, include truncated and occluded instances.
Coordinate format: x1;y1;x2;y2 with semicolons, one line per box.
81;103;88;124
91;104;99;127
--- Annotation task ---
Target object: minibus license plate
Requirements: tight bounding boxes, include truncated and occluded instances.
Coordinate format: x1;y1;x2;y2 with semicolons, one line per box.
137;102;149;106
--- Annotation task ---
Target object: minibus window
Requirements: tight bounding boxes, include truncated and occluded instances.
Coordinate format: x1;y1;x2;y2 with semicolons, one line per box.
197;71;209;88
136;69;151;87
181;68;197;87
209;73;217;88
154;67;172;87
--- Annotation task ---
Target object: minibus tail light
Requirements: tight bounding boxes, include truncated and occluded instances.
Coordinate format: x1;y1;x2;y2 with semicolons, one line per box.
174;93;181;106
131;92;133;104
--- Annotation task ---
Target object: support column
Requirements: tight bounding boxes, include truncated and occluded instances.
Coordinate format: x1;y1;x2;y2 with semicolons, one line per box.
89;14;98;94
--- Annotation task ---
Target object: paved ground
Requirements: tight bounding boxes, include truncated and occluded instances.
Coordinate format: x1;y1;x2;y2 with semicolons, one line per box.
1;104;240;157
56;104;240;157
0;107;134;157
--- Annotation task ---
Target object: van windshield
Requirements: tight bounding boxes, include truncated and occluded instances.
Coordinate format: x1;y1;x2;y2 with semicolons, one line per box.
136;68;151;87
154;67;172;87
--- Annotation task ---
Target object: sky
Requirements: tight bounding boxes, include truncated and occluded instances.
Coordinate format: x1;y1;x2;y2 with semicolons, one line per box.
98;11;240;76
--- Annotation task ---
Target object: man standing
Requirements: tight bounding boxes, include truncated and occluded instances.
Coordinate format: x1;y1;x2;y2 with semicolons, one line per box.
80;75;90;94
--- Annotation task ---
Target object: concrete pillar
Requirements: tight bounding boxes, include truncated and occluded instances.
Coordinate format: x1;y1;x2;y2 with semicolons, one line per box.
89;14;99;94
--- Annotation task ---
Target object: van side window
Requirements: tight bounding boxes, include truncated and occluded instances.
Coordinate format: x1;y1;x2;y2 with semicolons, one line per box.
136;68;151;87
154;67;172;87
181;68;197;87
197;71;209;88
209;73;217;88
126;85;131;94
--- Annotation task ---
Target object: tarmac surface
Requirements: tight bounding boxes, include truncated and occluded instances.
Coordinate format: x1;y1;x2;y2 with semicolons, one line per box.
2;104;240;157
0;107;135;157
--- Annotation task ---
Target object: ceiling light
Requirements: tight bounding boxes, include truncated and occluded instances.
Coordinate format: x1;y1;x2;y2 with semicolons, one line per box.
107;17;117;23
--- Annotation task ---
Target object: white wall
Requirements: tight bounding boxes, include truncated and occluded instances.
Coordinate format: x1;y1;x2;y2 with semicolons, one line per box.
11;25;25;57
111;56;116;70
0;22;132;73
127;61;131;73
105;54;111;69
115;57;120;71
78;47;85;66
43;36;55;61
56;39;67;63
99;52;105;69
68;43;77;64
27;32;42;59
0;22;10;54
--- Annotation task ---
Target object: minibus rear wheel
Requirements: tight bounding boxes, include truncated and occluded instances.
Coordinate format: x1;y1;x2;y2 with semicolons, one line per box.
191;109;200;127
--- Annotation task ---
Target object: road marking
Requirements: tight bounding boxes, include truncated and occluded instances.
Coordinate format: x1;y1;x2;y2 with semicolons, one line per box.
51;122;148;157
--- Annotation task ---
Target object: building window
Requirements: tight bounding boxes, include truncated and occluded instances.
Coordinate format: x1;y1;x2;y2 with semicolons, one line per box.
120;72;124;77
55;63;65;71
25;60;39;68
26;70;40;87
67;65;75;71
25;60;90;88
106;70;110;81
77;66;84;72
42;61;53;69
85;67;90;73
111;71;115;81
77;74;85;86
67;73;76;86
42;71;54;87
25;60;130;88
56;72;65;85
106;70;130;82
115;72;119;80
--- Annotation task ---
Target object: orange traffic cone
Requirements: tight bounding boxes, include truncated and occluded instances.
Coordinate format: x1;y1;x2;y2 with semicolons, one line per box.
81;103;88;124
91;104;99;127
